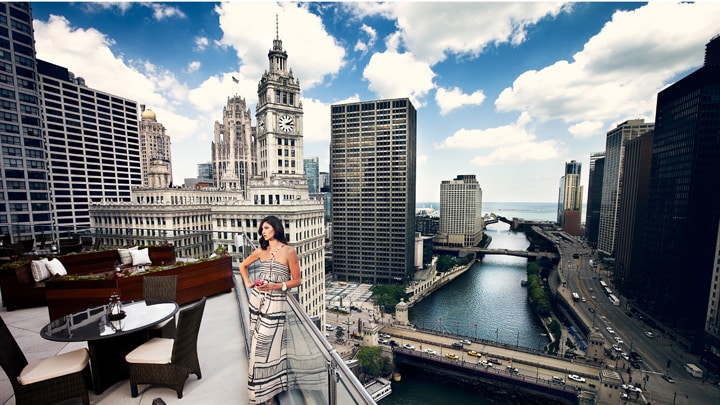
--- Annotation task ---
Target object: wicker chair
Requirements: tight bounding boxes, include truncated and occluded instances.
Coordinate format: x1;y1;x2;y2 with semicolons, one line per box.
0;315;91;405
126;296;206;398
144;275;178;338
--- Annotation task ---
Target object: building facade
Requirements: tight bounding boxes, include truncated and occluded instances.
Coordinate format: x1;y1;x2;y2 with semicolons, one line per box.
597;119;654;256
211;96;256;196
0;3;50;245
614;131;653;289
304;157;319;194
557;160;583;236
39;59;142;237
139;106;172;187
436;174;483;247
639;36;720;354
330;98;417;284
584;152;605;248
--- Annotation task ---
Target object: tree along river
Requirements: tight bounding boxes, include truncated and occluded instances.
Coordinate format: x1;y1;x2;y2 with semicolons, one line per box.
380;222;548;405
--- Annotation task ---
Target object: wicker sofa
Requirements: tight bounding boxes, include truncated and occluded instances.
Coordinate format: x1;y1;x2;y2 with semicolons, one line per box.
0;245;175;311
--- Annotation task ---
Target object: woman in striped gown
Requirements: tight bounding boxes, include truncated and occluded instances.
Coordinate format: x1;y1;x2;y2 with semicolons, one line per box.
239;216;302;404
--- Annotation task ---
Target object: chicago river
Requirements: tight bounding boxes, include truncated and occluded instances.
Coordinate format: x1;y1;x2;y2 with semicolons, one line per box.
382;204;554;404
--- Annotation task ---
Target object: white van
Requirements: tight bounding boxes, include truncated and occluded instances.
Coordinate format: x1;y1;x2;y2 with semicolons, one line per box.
684;363;703;378
325;324;334;331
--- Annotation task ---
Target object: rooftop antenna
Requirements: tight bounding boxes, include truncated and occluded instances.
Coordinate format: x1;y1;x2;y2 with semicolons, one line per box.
275;13;279;40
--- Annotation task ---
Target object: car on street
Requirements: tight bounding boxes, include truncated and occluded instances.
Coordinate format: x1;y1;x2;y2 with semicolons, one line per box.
479;360;492;367
588;307;595;313
612;344;623;352
325;324;334;331
614;336;624;344
343;320;353;325
644;331;655;338
336;325;344;331
403;343;415;350
621;353;630;361
605;326;615;334
380;333;391;339
506;366;519;374
460;339;472;345
630;360;641;369
620;392;629;400
627;386;642;394
451;342;464;349
378;338;388;345
552;376;565;384
662;374;675;383
567;374;586;383
581;296;587;302
389;340;399;347
487;358;502;365
445;353;459;360
467;350;480;357
423;348;437;355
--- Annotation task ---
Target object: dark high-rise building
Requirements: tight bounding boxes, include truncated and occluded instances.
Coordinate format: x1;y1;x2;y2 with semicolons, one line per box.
39;60;141;234
585;152;605;248
615;131;653;290
640;35;720;353
0;3;49;246
330;98;416;284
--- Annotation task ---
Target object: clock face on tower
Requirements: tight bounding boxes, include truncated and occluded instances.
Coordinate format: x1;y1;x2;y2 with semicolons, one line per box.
258;117;265;134
278;115;294;132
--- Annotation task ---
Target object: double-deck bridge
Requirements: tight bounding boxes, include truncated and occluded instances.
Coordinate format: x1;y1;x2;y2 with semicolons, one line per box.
433;245;558;260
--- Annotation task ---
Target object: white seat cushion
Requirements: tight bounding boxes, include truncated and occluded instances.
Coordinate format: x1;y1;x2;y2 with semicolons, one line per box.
18;348;89;385
118;246;138;265
31;258;51;282
125;337;173;364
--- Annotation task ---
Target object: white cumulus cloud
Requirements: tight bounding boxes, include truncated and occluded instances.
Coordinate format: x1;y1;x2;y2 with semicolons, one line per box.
435;86;486;116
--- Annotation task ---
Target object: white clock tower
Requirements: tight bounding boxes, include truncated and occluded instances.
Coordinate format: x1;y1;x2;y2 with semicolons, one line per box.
251;22;308;201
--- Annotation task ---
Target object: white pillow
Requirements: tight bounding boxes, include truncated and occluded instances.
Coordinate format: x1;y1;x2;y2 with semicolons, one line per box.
130;248;152;266
45;258;68;276
31;258;51;282
118;246;138;265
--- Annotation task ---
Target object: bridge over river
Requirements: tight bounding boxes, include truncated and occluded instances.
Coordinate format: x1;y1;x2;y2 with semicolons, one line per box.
433;245;558;260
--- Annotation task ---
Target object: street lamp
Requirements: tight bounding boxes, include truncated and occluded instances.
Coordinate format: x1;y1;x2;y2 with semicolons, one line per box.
474;324;478;341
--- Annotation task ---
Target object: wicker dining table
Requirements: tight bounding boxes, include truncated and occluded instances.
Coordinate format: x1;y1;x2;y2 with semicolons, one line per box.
40;300;178;395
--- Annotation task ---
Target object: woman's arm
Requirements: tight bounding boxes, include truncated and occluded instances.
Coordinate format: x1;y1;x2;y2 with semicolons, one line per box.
239;248;261;288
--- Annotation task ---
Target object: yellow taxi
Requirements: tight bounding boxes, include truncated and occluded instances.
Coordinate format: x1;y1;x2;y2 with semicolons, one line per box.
445;353;459;360
467;350;481;357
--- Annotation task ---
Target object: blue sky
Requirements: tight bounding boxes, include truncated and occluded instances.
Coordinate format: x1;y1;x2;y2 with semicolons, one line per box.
30;2;720;203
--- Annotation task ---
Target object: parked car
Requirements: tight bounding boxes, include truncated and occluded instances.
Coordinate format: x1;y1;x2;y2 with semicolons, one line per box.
403;343;415;350
567;374;586;383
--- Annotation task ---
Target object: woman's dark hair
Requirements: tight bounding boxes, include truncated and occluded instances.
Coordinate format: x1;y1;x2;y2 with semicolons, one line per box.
258;215;288;249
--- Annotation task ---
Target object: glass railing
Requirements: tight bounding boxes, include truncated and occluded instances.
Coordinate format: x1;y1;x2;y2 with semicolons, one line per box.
235;267;376;405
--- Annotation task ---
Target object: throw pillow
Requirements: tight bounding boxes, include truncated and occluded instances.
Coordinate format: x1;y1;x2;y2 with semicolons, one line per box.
45;258;68;276
31;258;51;282
118;246;138;265
130;248;152;266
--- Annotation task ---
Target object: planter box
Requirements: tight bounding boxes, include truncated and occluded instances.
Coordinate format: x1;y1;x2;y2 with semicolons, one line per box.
45;256;233;320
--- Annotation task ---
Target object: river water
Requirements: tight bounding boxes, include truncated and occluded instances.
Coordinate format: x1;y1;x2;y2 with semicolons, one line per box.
380;203;556;404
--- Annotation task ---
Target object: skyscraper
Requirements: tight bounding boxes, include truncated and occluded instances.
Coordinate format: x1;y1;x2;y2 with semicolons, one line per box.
614;130;653;288
330;98;417;284
597;119;654;256
139;106;172;187
38;59;141;236
557;160;583;236
639;35;720;353
304;157;319;194
0;3;49;245
584;152;605;248
436;175;483;248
